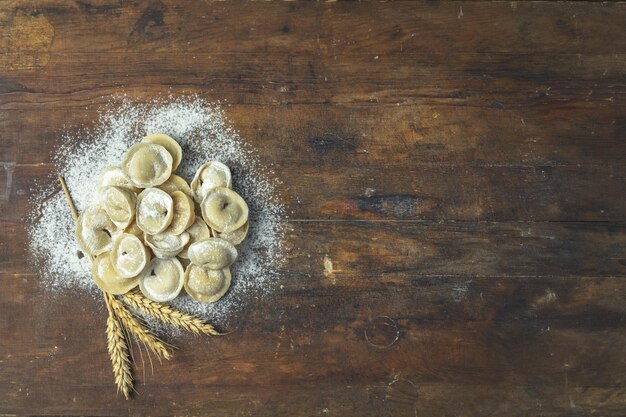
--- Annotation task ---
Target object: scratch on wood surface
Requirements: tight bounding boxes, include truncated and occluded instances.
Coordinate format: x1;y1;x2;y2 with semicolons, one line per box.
232;362;256;373
0;162;15;201
385;374;419;414
364;316;400;349
323;255;336;284
274;325;286;359
532;289;557;308
564;365;576;410
451;280;472;302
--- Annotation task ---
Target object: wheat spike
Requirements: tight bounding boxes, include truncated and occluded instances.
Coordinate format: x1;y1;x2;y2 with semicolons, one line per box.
104;295;133;399
107;293;173;361
123;291;222;336
59;176;134;396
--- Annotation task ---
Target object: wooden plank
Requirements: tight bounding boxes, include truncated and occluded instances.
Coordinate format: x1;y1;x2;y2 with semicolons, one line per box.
0;1;624;55
4;187;626;278
8;218;626;279
3;103;626;168
1;3;625;105
1;51;624;105
1;103;625;222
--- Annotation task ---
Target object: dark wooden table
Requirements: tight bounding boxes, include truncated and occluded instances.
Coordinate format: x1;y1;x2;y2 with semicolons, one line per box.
1;1;625;416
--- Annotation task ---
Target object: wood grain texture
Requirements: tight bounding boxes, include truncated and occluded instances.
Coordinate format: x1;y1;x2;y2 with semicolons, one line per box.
1;1;625;416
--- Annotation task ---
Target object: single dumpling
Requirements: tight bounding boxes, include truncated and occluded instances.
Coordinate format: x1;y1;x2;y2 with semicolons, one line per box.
142;133;183;171
139;257;185;302
201;187;248;233
92;252;140;295
191;161;232;204
110;233;150;278
187;237;237;270
76;204;118;256
162;190;195;235
213;221;249;245
178;217;211;259
136;188;174;235
184;264;231;303
157;174;192;197
122;143;173;188
103;186;136;229
144;231;190;259
96;166;140;194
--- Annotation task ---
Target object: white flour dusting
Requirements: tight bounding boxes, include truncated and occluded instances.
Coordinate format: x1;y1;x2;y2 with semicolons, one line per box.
27;96;286;330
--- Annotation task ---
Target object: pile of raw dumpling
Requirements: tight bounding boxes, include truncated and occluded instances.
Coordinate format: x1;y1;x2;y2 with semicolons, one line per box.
75;133;249;303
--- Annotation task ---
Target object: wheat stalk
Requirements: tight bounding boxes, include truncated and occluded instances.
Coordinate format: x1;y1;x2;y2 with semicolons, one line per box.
104;294;133;399
60;176;134;397
106;292;173;361
123;290;222;336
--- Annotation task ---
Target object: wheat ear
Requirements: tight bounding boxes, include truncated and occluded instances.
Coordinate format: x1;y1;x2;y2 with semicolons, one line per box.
59;176;134;398
104;294;133;399
106;292;173;361
123;290;222;336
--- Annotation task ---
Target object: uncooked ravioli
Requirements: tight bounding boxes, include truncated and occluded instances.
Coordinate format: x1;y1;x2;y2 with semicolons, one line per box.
200;187;248;233
103;186;136;229
92;252;139;295
144;231;190;259
142;133;183;171
96;166;140;194
162;190;195;235
214;221;249;245
191;161;232;204
110;233;149;278
184;264;231;303
75;204;117;256
139;257;184;302
122;143;173;188
136;188;174;235
187;237;237;270
72;133;253;305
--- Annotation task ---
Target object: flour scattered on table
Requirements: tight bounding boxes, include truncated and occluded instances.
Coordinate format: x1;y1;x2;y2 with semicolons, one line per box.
27;97;286;328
